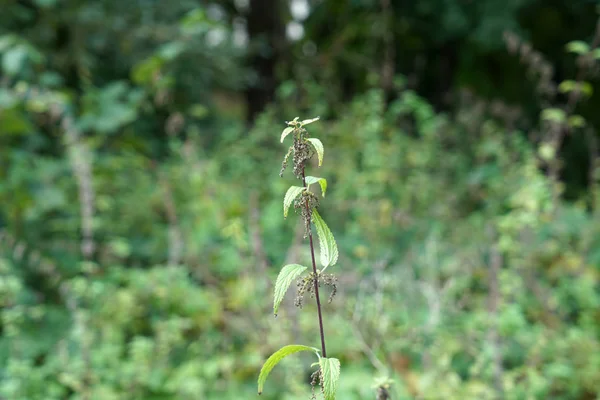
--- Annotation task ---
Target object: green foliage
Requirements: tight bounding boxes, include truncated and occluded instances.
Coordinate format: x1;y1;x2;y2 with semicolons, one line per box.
305;176;328;197
306;138;324;167
284;186;306;218
319;358;341;400
1;2;600;399
281;127;295;143
273;264;307;316
566;40;590;55
257;345;319;395
311;210;339;270
259;116;343;399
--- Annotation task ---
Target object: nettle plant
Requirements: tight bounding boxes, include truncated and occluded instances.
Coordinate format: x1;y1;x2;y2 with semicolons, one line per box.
257;117;341;400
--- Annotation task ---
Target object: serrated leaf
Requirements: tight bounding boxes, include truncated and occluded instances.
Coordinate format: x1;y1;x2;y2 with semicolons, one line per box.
284;186;305;218
312;210;338;268
319;357;341;400
566;40;589;55
258;345;319;394
301;116;320;126
281;126;294;143
306;138;324;166
305;176;327;197
273;264;307;315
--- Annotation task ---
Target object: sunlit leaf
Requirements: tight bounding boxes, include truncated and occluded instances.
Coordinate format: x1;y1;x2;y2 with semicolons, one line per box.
281;126;295;143
558;80;593;97
319;357;341;400
568;115;586;128
301;116;320;126
538;143;555;161
273;264;307;315
305;176;327;197
258;345;319;394
312;210;338;268
283;186;304;218
558;80;577;93
541;108;566;124
566;40;589;55
306;138;324;166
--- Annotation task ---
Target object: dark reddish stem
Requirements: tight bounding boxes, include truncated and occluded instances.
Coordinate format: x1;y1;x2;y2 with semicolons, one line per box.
302;167;327;358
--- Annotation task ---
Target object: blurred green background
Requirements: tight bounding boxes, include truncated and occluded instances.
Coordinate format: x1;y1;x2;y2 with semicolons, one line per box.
1;0;600;399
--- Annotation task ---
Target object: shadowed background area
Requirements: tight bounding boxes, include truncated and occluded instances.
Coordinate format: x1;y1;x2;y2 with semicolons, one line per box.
1;0;600;399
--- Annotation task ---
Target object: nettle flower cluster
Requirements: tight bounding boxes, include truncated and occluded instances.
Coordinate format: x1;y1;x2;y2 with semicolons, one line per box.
258;117;341;400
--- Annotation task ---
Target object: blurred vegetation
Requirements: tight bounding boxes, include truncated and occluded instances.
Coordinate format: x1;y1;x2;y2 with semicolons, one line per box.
1;0;600;399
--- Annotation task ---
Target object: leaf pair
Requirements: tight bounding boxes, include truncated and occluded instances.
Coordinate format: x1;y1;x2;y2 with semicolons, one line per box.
280;116;320;142
280;117;324;168
274;210;338;316
283;177;327;219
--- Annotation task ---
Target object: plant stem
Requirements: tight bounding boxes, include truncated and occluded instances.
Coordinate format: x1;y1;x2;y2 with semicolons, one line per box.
302;168;328;357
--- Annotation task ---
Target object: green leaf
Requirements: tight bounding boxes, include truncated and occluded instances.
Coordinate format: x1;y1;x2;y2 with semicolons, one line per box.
132;56;164;85
568;115;586;128
2;45;28;76
538;143;555;161
319;357;341;400
558;80;593;97
305;176;327;197
541;108;566;124
593;49;600;60
301;116;320;126
284;186;305;218
312;210;338;269
558;80;577;93
273;264;307;315
581;82;593;97
566;40;589;55
281;126;294;143
307;138;324;166
258;345;319;394
0;35;17;52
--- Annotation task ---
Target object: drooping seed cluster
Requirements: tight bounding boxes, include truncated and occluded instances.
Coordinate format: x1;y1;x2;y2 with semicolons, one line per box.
295;272;338;308
279;146;293;177
309;368;323;400
292;128;314;178
294;190;319;238
321;273;338;303
376;386;391;400
279;126;315;179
